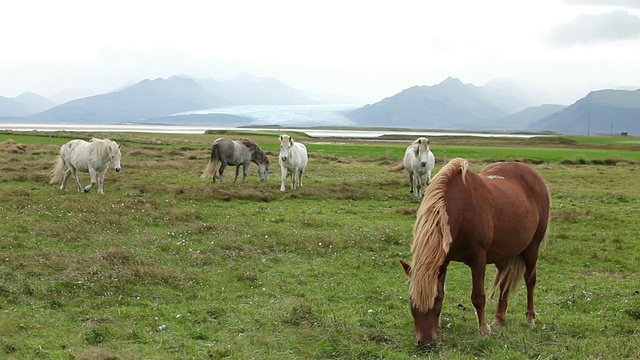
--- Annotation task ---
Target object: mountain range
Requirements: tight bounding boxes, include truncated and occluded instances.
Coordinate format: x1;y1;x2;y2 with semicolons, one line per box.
1;74;639;136
27;75;316;123
346;77;639;135
528;89;640;135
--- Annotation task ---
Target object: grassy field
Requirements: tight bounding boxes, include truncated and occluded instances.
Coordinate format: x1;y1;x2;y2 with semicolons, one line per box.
0;131;639;359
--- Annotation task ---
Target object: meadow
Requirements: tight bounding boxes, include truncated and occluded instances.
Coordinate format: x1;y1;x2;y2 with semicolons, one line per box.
0;131;639;359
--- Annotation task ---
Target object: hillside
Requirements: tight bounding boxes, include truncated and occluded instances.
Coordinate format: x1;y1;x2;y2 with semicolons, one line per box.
528;89;640;136
346;77;511;130
33;76;226;122
198;74;316;105
491;104;566;130
0;92;54;117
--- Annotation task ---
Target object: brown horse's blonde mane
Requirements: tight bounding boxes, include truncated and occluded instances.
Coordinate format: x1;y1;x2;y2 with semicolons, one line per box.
239;138;269;164
410;158;469;312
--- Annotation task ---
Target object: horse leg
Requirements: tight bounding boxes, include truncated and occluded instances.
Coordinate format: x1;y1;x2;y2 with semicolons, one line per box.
469;258;491;335
70;168;83;192
234;165;241;183
242;164;249;183
280;167;287;192
61;169;72;191
298;169;304;188
97;170;106;194
492;262;509;326
522;245;541;324
415;173;423;197
84;168;97;193
218;163;227;183
408;172;415;194
291;167;297;190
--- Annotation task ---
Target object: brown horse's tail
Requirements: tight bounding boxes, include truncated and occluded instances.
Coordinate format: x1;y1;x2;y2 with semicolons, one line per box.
200;143;220;180
389;163;405;172
487;256;527;301
49;155;65;184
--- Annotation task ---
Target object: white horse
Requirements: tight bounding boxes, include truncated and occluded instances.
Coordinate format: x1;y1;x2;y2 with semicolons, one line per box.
279;135;308;192
50;138;122;194
390;137;435;197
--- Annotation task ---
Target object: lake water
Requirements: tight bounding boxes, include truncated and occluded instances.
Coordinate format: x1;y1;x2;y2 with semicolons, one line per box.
0;122;540;138
0;104;539;138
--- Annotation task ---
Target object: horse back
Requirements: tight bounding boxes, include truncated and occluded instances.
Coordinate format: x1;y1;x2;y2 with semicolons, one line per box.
445;162;549;261
61;139;89;160
294;143;308;165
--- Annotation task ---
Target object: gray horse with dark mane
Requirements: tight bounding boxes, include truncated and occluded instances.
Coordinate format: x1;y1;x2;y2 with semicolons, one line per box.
201;138;270;183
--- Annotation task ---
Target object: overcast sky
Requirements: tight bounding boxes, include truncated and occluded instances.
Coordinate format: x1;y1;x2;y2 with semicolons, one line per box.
2;0;639;104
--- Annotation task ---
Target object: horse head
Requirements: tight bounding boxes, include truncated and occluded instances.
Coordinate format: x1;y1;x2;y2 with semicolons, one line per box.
400;260;442;351
279;135;294;163
258;153;270;181
110;141;122;172
399;164;456;350
240;138;270;181
415;137;431;168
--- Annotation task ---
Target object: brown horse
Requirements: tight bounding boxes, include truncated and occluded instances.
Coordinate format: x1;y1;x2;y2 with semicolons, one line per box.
400;158;550;350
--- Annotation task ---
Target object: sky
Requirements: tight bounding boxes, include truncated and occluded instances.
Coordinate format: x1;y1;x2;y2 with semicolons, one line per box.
1;0;640;105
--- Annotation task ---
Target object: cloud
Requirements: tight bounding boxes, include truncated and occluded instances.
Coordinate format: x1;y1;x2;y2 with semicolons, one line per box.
563;0;640;8
547;10;640;47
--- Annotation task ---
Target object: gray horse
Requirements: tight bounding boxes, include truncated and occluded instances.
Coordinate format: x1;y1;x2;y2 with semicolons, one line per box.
201;138;270;183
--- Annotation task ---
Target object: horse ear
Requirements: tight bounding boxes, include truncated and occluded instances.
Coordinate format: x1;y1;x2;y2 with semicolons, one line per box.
400;260;412;277
289;137;294;145
280;135;284;141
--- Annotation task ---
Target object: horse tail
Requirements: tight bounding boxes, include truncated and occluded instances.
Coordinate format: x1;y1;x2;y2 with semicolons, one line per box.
487;256;526;301
49;154;65;184
200;143;220;179
389;163;405;172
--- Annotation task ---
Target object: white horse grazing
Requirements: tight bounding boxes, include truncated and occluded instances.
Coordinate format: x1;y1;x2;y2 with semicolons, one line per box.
279;135;308;192
390;137;435;197
50;138;122;194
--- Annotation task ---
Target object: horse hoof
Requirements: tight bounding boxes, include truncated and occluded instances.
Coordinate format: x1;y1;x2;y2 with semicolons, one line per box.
417;341;436;352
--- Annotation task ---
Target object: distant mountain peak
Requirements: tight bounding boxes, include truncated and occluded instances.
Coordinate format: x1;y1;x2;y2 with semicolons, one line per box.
438;77;465;86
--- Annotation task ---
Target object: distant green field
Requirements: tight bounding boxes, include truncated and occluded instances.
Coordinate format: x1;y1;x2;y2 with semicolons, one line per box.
2;131;638;163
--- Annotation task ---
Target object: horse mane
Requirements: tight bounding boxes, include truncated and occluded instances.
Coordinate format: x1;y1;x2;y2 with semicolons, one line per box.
91;138;117;160
239;138;269;164
410;158;469;312
409;137;429;155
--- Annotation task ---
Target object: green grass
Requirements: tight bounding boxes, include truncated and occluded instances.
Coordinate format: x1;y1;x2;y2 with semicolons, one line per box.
0;131;639;359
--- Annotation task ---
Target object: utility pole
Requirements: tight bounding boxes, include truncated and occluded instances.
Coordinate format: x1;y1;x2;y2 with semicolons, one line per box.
610;118;614;135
